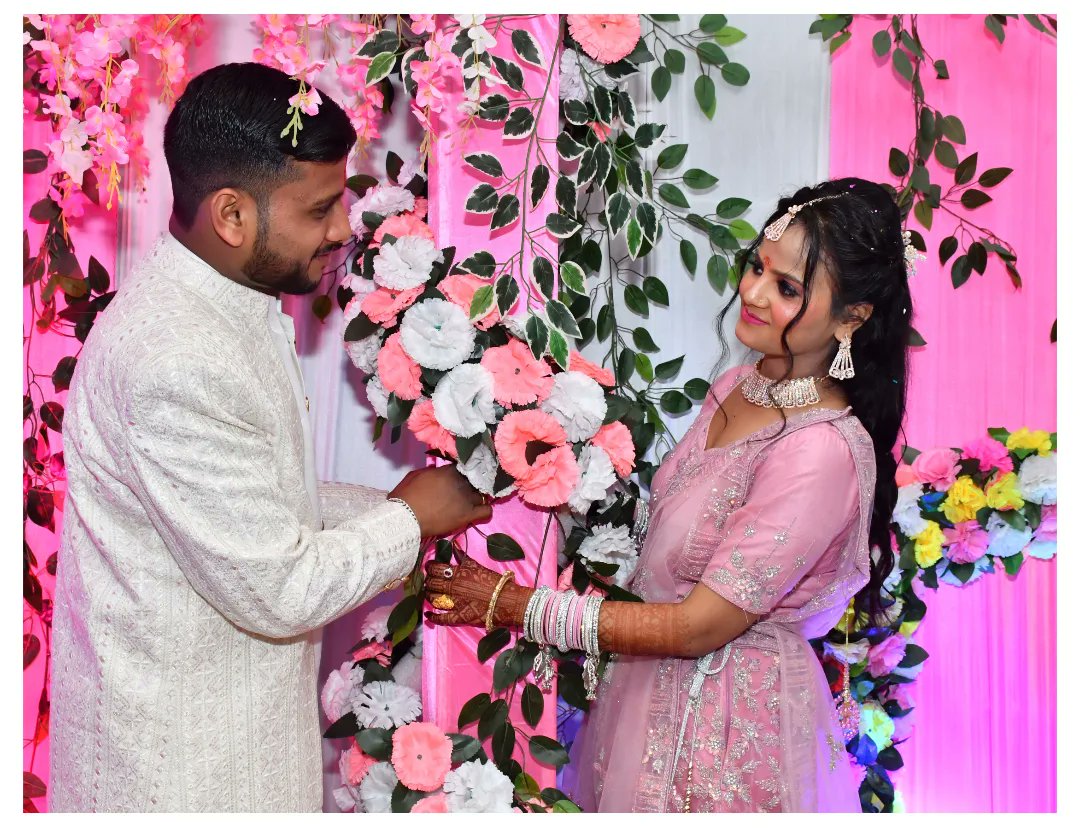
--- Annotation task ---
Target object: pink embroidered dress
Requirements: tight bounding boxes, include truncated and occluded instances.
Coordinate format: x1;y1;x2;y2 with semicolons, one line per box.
566;366;875;812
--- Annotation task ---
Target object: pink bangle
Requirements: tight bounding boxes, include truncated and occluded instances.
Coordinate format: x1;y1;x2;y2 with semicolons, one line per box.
568;594;588;650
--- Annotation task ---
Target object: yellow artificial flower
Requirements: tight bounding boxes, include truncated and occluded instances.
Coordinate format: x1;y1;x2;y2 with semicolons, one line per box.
860;701;896;750
986;471;1024;511
899;619;921;638
914;522;945;568
942;475;987;524
1006;427;1053;457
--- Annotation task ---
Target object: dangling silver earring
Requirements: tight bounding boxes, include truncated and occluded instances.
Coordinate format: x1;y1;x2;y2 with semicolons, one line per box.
829;333;855;379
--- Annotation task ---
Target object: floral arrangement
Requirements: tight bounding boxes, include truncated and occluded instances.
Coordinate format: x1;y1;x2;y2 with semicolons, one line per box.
812;426;1057;811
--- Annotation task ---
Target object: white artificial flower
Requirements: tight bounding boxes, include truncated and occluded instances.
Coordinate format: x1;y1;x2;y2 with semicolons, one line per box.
346;333;381;375
372;235;441;291
500;311;529;342
359;604;393;642
892;483;929;538
568;445;616;515
458;98;482;117
349;185;415;226
391;637;424;693
457;442;515;498
881;596;905;626
578;522;639;587
350;680;422;729
432;362;497;437
985;513;1034;558
321;659;361;723
397;155;427;187
1017;453;1056;505
559;49;617;101
332;783;360;812
443;758;515;813
359;761;399;813
463;58;503;88
366;376;390;419
540;371;607;443
821;638;870;666
400;299;477;370
455;14;486;28
935;555;994;588
880;552;902;595
465;24;497;55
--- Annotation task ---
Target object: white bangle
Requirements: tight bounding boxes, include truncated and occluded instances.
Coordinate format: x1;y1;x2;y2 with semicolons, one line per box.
386;497;420;536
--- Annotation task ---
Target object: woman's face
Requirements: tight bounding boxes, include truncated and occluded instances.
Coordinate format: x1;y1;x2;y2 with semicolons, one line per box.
734;222;845;372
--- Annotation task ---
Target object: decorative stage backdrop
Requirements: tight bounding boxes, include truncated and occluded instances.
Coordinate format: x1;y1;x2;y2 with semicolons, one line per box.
23;14;1056;813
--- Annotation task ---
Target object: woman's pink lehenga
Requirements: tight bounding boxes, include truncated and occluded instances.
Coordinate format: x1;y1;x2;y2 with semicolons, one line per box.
564;366;875;812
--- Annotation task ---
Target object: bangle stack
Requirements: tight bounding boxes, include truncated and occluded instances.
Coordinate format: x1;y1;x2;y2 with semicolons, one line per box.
521;587;605;700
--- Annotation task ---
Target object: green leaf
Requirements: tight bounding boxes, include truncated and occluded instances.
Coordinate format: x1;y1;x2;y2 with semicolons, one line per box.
606;192;632;235
715;26;747;46
683;168;718;189
685;378;710;400
897;643;929;668
873;29;892;57
658;183;689;208
449;733;485;764
892;49;913;82
699;14;728;33
391;782;426;813
680;240;698;274
488;532;525;561
492;721;516;767
934;140;958;169
529;735;571;768
968;241;988;275
526;315;550;359
562;98;590;126
707;254;728;296
934;58;950;79
87;256;110;293
560;261;586;295
655;356;684;380
721;62;750;86
697;42;728;66
495;274;520;315
365;52;396;86
51;356;77;392
978;167;1013;187
387;594;420;645
616;348;636;385
951;255;972;289
477;697;510;740
635;202;659;243
1051;319;1057;343
955;152;978;185
626;217;644;258
960;189;992;210
553;800;582;813
942;115;967;144
465;153;505;178
479;92;510;122
323;711;361;739
716;196;751;218
520;682;544;728
625;160;645;199
694;74;716;119
477;627;512;664
491;194;521;230
729;219;757;240
632;326;658;353
511;28;543;66
469;285;496;322
23;149;48;175
556;130;586;160
660;390;693;414
592;85;614;125
458;693;491;729
651;66;672;101
913;200;933;231
355;727;394;760
546;299;582;338
545;212;580;239
634;122;665;148
466;183;499;213
938;236;959;265
597;304;614;342
504;106;535;138
624;284;649;317
664;48;686;74
529;164;550;209
888;147;911;178
642;275;669;306
657;143;688;169
985;14;1005;45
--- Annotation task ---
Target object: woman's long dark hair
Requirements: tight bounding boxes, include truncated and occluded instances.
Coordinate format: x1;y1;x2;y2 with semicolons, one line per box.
714;178;912;620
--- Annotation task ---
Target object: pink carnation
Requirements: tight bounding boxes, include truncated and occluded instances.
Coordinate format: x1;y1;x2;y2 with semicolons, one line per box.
591;421;636;478
374;212;435;245
341;744;377;787
495;409;568;480
391;722;453;792
361;286;424;328
482;339;554;405
962;435;1014;474
439;272;502;329
407;398;459;459
911;447;961;492
1034;504;1057;544
568;351;616;386
867;634;907;678
567;15;641;64
352;639;392;665
377;332;423;400
411;793;450;813
894;462;918;487
517;444;580;507
412;197;429;220
942;520;990;564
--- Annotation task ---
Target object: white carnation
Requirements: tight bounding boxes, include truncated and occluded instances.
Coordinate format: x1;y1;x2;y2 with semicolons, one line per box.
391;638;424;693
1018;453;1056;505
540;370;607;442
350;184;415;225
892;483;929;538
346;333;381;375
985;513;1034;558
359;604;393;641
880;553;902;595
457;442;515;498
443;758;515;813
359;761;399;813
559;49;617;101
397;156;427;187
372;235;441;291
365;376;390;418
578;522;639;588
332;783;359;812
501;311;529;342
822;638;870;666
568;445;616;515
432;362;497;437
400;299;477;370
350;680;422;729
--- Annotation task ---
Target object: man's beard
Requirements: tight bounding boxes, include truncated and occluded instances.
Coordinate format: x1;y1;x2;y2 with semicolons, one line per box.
242;220;327;296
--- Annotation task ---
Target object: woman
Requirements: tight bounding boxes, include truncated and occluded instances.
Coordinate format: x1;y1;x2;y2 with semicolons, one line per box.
423;178;913;812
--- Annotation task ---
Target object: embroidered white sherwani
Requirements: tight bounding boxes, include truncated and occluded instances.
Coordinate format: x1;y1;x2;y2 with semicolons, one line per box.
49;234;420;812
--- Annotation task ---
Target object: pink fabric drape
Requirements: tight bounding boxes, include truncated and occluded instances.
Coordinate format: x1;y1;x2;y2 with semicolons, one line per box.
422;14;562;789
830;15;1056;811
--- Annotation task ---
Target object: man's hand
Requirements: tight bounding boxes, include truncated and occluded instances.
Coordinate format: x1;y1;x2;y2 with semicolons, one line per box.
388;466;492;538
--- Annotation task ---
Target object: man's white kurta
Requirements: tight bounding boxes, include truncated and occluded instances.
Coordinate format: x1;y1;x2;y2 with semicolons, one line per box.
49;234;420;812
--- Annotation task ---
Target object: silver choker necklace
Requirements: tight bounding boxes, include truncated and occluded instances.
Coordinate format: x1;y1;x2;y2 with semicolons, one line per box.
741;360;824;408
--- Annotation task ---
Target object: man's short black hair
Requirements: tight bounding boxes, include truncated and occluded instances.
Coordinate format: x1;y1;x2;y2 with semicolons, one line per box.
163;62;356;229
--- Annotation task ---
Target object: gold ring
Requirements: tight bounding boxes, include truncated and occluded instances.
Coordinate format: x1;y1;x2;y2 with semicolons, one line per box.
431;594;455;611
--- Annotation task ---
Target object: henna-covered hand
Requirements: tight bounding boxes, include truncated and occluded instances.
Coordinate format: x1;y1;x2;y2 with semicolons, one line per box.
423;556;531;629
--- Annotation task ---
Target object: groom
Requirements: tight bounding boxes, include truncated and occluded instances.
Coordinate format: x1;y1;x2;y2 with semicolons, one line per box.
48;62;489;812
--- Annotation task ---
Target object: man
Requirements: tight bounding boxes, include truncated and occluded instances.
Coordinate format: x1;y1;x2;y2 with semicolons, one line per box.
48;62;488;812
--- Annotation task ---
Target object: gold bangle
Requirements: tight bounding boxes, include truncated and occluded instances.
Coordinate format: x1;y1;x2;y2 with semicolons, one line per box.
485;571;515;632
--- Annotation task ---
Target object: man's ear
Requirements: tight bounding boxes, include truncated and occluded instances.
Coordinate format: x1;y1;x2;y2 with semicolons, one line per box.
206;188;256;249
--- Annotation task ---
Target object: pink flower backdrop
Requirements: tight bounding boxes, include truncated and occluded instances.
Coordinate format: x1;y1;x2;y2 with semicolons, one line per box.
23;13;1055;813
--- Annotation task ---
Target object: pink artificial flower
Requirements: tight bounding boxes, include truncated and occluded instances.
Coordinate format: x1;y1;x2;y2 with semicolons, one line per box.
377;332;423;400
481;339;554;406
407;399;459;459
438;272;502;330
894;462;918;487
411;197;429;220
911;447;962;492
942;520;990;564
591;421;636;478
412;58;447;112
411;793;450;813
1034;504;1057;544
891;707;916;743
391;722;453;792
567;15;641;64
73;27;122;67
885;683;916;711
410;14;437;35
321;660;354;723
352;639;392;665
373;212;435;245
341;743;378;787
289;84;322;117
361;286;424;328
867;634;907;678
517;444;580;507
961;435;1014;474
589;121;612;142
568;351;616;387
495;409;568;479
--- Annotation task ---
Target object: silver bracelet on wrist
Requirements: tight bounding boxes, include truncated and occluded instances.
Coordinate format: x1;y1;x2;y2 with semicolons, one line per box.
554;590;574;653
